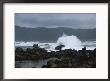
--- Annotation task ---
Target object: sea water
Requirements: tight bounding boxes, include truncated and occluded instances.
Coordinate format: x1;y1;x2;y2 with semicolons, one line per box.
15;34;96;51
15;34;96;68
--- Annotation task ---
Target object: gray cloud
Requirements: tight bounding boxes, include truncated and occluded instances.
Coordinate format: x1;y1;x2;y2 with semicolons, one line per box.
15;13;96;29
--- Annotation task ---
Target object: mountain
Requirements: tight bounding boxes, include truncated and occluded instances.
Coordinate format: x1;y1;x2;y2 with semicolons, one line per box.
15;26;96;42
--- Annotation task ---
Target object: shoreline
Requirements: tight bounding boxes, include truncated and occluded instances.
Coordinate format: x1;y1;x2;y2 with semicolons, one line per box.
15;44;96;68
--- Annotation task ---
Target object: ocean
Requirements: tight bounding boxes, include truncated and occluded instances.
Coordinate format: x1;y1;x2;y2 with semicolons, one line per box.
15;27;96;68
15;34;96;51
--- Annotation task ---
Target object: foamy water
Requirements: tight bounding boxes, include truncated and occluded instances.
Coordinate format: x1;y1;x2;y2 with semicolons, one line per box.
56;33;83;50
15;34;96;51
15;41;39;46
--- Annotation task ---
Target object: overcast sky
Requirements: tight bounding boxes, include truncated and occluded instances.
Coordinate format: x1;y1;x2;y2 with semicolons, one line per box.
15;13;96;29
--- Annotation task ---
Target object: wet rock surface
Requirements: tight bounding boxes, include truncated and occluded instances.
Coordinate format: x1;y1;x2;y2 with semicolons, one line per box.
15;44;96;68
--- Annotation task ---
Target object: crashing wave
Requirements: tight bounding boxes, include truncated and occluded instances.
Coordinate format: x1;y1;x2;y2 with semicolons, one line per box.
56;33;83;50
15;33;95;51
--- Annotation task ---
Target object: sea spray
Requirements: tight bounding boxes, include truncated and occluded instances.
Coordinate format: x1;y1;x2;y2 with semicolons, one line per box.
15;33;95;51
56;33;83;50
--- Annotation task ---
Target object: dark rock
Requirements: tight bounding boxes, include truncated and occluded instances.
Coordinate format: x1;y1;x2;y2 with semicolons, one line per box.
33;44;39;49
42;65;47;68
55;44;65;50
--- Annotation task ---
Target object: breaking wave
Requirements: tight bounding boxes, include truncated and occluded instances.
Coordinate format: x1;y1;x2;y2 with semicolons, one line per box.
56;33;83;50
15;33;96;51
15;41;39;46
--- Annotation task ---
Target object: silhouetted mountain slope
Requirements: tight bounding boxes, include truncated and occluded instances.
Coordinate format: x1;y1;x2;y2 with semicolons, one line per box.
15;26;96;42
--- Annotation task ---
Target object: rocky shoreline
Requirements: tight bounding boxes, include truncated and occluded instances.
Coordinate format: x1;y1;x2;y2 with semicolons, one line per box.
15;44;96;68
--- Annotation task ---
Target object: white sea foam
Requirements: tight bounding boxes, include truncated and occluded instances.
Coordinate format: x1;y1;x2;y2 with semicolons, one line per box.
15;33;96;51
15;41;39;46
56;33;83;50
82;41;96;46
